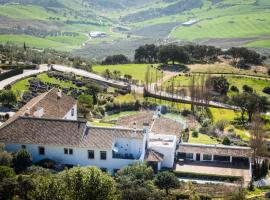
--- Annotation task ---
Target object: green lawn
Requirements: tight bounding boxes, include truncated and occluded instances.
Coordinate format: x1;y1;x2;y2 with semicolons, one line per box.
189;132;219;145
11;77;32;98
93;64;162;83
209;107;240;123
103;111;139;121
89;120;114;127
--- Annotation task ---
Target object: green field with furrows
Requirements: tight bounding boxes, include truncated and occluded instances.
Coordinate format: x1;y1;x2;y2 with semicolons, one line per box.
0;0;270;54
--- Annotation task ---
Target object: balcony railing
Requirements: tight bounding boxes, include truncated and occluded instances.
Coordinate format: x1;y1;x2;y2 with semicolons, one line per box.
112;151;138;160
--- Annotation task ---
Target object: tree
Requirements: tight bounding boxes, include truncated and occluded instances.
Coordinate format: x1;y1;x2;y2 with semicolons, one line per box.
250;114;269;180
78;94;93;109
116;163;156;200
222;136;231;145
209;76;229;95
0;90;17;107
0;144;13;166
0;177;17;200
13;149;32;173
16;175;35;200
29;175;65;200
154;171;179;195
0;166;15;182
232;92;270;123
62;167;117;200
243;85;253;93
102;54;129;65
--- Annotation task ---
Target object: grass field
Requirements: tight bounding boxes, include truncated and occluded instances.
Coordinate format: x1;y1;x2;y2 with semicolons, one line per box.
244;39;270;48
103;111;139;121
187;63;268;77
165;75;270;100
93;64;162;83
0;35;78;51
189;132;219;145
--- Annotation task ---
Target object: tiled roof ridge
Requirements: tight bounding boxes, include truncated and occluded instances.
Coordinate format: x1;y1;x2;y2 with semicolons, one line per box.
19;116;87;123
88;125;144;132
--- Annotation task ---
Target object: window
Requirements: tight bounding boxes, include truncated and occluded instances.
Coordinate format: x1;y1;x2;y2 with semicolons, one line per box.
71;108;75;116
69;149;73;155
21;145;26;149
39;146;45;155
100;151;107;160
64;148;68;154
203;154;212;161
64;148;73;155
186;153;193;160
88;150;94;159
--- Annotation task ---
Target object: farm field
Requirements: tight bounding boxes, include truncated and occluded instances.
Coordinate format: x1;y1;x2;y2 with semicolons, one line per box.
93;64;162;83
171;12;270;41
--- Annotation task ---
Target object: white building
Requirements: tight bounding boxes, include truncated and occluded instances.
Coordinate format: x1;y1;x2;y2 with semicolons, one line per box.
0;88;148;174
1;117;146;174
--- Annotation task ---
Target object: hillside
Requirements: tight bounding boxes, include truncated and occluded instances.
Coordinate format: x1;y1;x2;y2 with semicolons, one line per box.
0;0;270;59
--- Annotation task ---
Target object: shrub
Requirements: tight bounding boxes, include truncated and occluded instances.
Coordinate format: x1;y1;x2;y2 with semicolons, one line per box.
37;158;56;169
0;166;15;182
230;85;239;93
263;86;270;95
0;150;13;167
13;149;32;173
192;131;199;138
215;120;229;131
243;85;253;93
222;136;231;145
181;109;191;116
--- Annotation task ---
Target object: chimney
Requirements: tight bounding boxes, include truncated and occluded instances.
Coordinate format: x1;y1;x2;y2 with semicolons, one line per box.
143;122;150;149
25;107;31;116
33;107;44;118
57;89;62;99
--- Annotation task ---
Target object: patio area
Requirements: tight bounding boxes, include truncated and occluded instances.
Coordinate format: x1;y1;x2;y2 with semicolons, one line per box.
175;161;251;185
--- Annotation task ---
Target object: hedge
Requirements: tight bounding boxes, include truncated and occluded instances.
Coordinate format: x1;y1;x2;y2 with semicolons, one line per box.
0;68;23;81
0;64;36;70
174;171;242;182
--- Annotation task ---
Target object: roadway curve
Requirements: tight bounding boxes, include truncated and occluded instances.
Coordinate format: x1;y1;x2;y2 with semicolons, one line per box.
0;65;49;90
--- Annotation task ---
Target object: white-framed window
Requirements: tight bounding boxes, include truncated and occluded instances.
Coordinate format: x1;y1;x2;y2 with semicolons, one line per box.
88;150;94;159
64;148;73;155
39;146;45;155
100;151;107;160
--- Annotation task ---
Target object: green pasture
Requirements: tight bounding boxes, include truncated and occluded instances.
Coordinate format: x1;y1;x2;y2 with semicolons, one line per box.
171;12;270;40
93;64;162;83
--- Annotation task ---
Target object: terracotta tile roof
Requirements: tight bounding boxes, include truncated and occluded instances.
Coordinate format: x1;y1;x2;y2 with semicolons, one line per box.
0;117;144;149
81;126;144;150
151;116;182;138
178;143;252;158
116;111;155;129
0;117;86;146
26;88;76;119
145;149;164;162
1;88;76;129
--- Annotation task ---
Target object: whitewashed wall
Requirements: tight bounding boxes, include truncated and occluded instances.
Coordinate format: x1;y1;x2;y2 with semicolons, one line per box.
63;104;77;120
5;142;144;173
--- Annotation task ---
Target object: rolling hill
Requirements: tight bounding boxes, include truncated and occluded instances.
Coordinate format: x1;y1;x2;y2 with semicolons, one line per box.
0;0;269;59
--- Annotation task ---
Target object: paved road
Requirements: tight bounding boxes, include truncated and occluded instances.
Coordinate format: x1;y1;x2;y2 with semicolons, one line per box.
51;64;128;88
0;65;49;89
